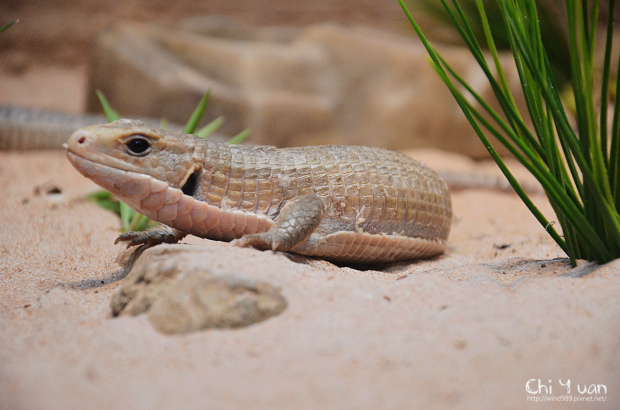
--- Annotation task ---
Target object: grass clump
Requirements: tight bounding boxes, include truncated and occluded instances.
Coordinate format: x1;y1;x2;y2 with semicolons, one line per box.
399;0;620;265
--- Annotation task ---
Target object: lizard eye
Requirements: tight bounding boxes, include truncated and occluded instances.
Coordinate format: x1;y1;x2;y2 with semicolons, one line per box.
125;135;152;156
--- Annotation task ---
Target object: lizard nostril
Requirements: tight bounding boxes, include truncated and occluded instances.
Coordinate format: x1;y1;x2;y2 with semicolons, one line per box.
67;129;96;150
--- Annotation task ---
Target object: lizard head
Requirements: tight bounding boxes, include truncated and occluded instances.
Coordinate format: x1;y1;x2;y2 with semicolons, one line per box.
65;119;200;210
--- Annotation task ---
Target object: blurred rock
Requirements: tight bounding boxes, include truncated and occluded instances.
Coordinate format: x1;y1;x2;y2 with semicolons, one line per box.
88;16;525;158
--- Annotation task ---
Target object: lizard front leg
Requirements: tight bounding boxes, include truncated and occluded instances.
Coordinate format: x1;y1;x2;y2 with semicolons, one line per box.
232;194;325;251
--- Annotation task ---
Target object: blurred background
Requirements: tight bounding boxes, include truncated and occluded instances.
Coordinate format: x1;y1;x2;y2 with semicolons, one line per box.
0;0;407;69
0;1;616;156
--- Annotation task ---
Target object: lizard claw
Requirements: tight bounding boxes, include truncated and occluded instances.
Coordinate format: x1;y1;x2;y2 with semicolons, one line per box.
231;234;267;249
231;233;283;251
115;225;187;248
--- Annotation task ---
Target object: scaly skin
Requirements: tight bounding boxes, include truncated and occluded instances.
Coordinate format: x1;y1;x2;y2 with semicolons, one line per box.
65;119;452;263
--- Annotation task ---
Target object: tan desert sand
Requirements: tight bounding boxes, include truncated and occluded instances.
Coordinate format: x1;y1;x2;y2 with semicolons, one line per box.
1;59;618;410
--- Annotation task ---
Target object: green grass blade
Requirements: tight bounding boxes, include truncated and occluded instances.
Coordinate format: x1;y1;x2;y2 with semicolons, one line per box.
197;116;224;138
130;213;155;231
86;191;121;214
497;1;579;196
505;18;595;192
119;201;133;232
184;90;211;134
599;0;615;158
86;190;114;201
159;118;170;130
445;1;547;157
611;53;620;205
0;20;18;33
475;0;512;99
227;129;251;145
96;90;121;121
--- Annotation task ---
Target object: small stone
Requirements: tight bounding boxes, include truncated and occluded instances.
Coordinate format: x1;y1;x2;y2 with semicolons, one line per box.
110;246;287;334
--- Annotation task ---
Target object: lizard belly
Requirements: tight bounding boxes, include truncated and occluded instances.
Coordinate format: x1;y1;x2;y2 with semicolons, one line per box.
295;231;446;263
292;213;446;262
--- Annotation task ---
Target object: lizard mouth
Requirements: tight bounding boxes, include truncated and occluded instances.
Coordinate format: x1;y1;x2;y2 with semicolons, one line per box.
66;150;117;184
66;150;161;217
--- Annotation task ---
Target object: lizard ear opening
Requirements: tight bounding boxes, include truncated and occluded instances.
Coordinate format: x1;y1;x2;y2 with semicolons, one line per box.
181;169;200;197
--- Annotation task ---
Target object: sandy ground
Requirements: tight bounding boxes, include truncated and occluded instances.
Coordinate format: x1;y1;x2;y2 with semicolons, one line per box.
1;67;619;409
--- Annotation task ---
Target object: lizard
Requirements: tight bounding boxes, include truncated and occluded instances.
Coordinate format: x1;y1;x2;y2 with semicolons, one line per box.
65;119;452;263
